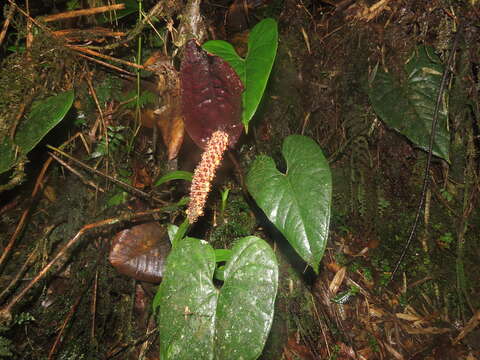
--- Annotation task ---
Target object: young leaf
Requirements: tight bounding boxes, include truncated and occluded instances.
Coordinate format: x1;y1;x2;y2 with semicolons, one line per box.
203;18;278;131
246;135;332;273
154;170;193;187
171;218;190;247
154;236;278;360
368;46;450;162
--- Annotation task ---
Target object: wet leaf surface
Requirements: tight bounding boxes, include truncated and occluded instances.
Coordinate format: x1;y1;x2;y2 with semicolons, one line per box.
246;135;332;273
154;236;278;360
109;222;171;283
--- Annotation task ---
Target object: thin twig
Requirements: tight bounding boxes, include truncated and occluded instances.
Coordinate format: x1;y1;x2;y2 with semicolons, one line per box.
0;4;16;46
0;134;87;273
67;44;146;71
47;292;84;359
85;72;105;141
106;327;158;359
0;158;52;271
389;24;463;283
0;242;39;304
52;27;126;41
0;208;169;324
74;51;136;76
47;256;101;360
6;0;51;34
42;3;125;23
91;269;99;342
47;145;168;205
49;153;105;193
25;0;33;50
9;102;28;140
92;1;167;51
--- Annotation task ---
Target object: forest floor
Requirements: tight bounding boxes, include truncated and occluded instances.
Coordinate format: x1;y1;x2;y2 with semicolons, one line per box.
0;0;479;359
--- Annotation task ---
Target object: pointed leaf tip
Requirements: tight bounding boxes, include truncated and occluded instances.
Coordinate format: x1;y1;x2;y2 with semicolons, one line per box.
246;135;332;273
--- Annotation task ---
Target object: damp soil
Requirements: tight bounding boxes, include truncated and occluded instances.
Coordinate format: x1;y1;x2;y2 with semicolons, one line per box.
1;0;480;359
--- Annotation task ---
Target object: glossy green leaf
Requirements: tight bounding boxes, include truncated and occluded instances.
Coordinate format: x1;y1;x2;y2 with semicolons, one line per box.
214;249;232;263
214;266;225;282
167;224;179;244
203;18;278;131
0;90;74;174
171;218;190;246
368;46;449;162
246;135;332;273
155;236;278;360
155;238;217;360
215;236;278;359
154;170;193;186
0;138;16;175
15;90;75;152
202;41;245;82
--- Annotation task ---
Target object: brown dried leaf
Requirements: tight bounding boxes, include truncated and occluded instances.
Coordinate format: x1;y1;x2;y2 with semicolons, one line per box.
329;266;346;295
368;305;385;318
43;185;57;202
384;342;405;360
156;95;185;160
132;162;152;189
109;222;171;283
404;326;451;335
346;0;392;22
144;51;185;160
326;261;342;273
283;333;316;360
396;312;422;322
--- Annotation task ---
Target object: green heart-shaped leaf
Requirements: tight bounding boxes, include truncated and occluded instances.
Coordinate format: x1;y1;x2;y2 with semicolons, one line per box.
368;46;449;162
155;236;278;360
203;18;278;132
246;135;332;273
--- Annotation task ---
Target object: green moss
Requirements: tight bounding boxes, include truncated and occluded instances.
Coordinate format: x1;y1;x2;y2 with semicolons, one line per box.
209;192;255;248
0;34;79;139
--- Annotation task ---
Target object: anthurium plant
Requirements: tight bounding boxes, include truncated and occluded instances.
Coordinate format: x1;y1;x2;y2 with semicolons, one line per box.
153;18;332;360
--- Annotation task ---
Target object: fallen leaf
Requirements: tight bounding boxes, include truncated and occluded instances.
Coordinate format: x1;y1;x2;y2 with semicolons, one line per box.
329;266;346;295
132;162;152;189
145;52;185;160
156;95;185;160
396;312;422;322
109;222;171;283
